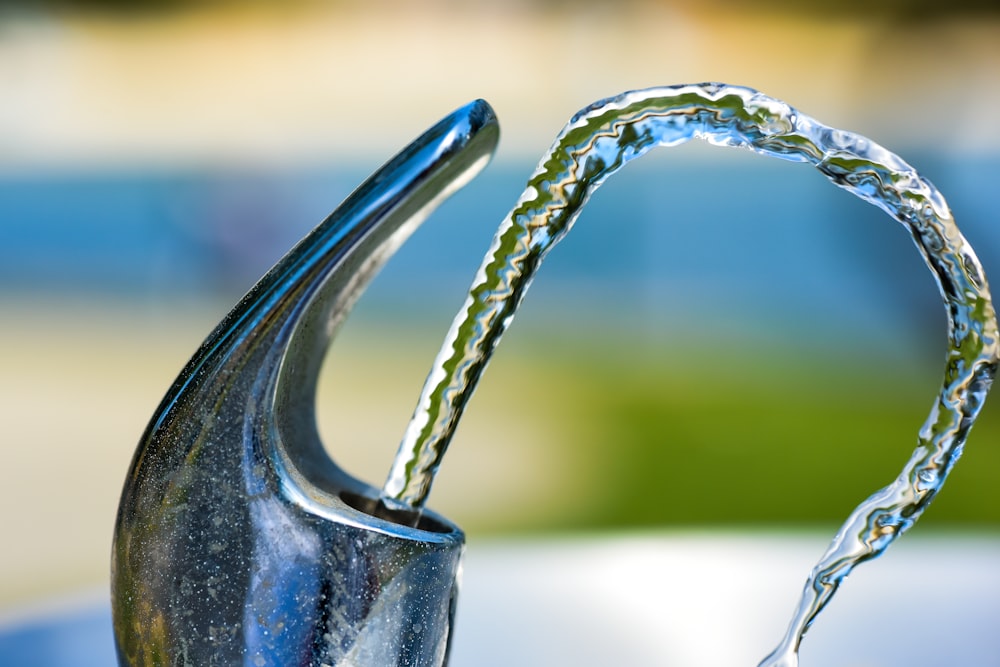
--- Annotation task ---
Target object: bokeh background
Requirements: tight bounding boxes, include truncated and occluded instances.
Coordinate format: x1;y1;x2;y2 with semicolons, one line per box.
2;0;999;614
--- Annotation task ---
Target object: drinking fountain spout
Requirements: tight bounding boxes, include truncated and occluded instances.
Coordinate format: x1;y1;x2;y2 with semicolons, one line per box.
111;100;499;667
112;83;997;667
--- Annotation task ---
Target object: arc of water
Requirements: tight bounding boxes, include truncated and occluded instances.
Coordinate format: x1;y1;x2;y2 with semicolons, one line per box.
381;83;998;665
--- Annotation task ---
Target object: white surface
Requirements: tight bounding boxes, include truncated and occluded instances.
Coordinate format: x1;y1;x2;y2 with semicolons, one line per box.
451;534;1000;667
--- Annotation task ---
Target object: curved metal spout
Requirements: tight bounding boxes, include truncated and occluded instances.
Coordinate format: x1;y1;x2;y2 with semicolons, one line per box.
112;101;499;667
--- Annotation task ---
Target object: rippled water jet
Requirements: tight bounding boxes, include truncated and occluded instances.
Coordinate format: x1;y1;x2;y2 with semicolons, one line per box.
381;83;998;664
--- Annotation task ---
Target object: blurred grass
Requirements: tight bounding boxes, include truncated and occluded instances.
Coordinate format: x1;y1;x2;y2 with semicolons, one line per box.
448;322;1000;534
1;303;996;608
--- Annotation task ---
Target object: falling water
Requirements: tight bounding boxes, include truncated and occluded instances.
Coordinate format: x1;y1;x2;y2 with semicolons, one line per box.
380;83;998;664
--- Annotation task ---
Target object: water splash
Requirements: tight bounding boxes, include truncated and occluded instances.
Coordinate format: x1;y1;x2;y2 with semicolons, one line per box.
381;83;998;663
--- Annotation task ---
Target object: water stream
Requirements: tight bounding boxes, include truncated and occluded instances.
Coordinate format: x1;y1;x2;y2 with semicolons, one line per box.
380;83;998;665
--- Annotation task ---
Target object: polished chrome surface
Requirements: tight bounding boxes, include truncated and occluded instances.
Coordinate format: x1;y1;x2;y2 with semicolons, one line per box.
111;100;499;667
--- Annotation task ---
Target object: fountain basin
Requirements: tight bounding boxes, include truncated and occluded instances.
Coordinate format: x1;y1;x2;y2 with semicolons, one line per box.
3;533;998;666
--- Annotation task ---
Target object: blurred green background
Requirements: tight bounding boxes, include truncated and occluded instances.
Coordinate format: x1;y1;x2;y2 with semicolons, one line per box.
1;0;998;608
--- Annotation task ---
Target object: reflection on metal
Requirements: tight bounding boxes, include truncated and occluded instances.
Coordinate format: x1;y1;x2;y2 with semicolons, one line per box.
112;101;499;666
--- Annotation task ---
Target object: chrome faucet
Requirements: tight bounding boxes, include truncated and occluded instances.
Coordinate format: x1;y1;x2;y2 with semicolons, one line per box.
111;100;499;667
111;84;997;667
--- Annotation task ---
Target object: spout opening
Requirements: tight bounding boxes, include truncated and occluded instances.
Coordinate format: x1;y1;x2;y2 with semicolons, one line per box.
338;489;455;534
